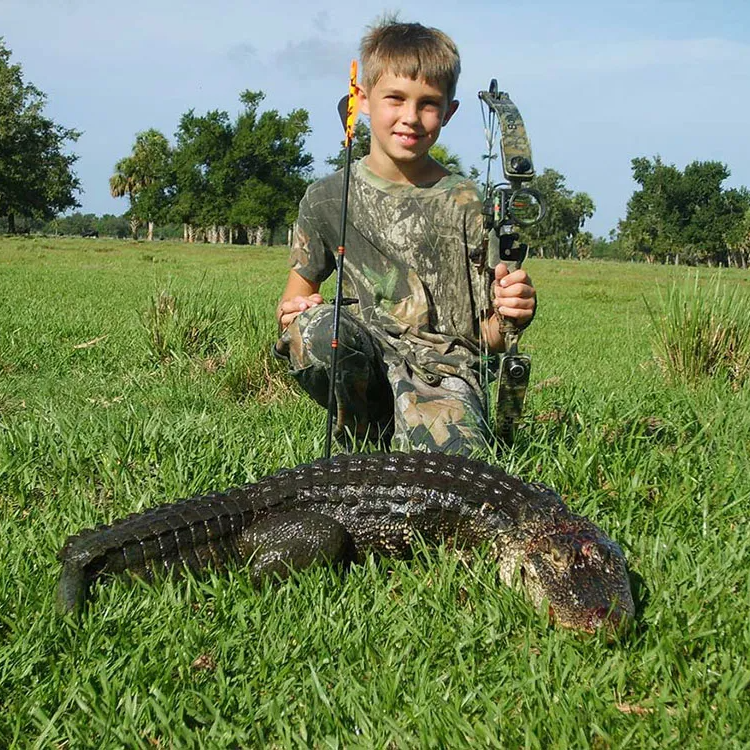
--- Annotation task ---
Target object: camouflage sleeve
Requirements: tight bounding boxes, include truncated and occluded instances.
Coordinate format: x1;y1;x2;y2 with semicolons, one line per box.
289;186;336;284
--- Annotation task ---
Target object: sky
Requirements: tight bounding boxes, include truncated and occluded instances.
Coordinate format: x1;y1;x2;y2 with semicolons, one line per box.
2;0;749;236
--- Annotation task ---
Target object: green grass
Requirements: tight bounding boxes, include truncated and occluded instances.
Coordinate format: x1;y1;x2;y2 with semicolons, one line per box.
1;236;750;748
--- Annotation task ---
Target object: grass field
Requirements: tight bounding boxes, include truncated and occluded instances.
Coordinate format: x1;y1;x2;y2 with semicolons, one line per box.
1;236;749;748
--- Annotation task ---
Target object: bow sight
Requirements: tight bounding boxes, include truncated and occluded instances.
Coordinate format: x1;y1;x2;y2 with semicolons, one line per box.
477;79;545;445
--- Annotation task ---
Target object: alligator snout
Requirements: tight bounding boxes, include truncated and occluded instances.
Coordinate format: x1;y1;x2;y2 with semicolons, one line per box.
585;604;630;634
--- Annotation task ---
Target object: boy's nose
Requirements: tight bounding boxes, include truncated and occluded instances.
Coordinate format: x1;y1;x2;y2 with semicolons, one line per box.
400;103;419;125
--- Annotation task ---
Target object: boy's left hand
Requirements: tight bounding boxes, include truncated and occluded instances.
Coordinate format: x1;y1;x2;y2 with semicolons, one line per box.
493;263;536;328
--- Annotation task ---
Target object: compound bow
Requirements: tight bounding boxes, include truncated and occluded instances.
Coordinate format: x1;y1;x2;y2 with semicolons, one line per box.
475;80;545;444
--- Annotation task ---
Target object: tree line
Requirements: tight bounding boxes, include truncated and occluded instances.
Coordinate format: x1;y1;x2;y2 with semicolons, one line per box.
617;157;750;267
108;90;312;245
2;38;749;265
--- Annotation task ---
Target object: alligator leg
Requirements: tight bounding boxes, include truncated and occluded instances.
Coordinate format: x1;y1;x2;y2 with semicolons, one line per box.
239;511;357;585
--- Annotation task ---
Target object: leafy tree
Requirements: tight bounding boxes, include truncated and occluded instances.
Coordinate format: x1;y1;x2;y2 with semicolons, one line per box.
589;232;629;261
574;231;594;260
129;130;173;241
619;157;750;265
171;109;233;241
109;158;139;238
228;91;312;243
109;91;312;244
519;169;595;258
34;211;130;238
168;92;311;244
325;121;371;171
0;39;81;232
40;211;96;236
96;214;130;239
617;157;680;263
725;205;750;269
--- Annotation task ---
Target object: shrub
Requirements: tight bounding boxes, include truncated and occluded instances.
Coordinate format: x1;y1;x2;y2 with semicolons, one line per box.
648;275;750;388
220;303;296;403
143;285;230;363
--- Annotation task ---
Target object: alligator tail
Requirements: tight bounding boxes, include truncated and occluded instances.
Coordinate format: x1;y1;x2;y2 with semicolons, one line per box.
54;485;267;614
56;561;88;615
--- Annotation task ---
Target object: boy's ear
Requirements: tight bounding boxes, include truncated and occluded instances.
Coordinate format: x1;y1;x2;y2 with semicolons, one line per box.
442;99;460;126
357;85;370;116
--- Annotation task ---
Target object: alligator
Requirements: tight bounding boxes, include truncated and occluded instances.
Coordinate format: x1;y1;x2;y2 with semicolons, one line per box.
57;451;634;632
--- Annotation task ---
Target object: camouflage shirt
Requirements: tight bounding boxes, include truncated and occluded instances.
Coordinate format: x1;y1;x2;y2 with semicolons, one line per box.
290;159;491;388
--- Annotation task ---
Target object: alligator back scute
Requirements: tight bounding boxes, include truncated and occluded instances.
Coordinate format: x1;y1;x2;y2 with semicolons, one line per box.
57;452;554;575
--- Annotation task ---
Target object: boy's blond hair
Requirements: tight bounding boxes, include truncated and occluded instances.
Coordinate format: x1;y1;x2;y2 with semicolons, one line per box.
360;18;461;102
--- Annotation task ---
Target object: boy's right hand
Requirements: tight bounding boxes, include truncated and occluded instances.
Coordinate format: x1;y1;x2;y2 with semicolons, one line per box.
277;293;324;332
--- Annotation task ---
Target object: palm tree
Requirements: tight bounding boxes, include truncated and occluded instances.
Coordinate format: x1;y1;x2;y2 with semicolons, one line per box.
109;158;139;239
110;130;172;240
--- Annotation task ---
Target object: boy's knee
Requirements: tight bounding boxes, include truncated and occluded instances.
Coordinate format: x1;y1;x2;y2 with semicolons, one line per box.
298;303;335;327
276;304;335;369
298;303;336;339
279;304;382;376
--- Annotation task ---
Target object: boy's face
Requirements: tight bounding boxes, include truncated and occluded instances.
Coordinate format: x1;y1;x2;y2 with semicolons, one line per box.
359;73;459;177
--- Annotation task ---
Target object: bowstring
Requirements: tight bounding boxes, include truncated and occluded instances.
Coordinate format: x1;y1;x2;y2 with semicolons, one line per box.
479;97;498;427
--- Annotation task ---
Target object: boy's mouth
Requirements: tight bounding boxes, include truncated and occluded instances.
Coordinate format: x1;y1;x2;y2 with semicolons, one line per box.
394;132;421;146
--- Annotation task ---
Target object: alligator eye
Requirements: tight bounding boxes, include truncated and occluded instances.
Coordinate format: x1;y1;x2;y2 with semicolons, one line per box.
590;544;611;564
536;537;551;554
550;547;569;566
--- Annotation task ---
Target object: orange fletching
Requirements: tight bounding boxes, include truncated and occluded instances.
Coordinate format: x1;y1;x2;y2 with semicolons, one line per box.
345;60;359;146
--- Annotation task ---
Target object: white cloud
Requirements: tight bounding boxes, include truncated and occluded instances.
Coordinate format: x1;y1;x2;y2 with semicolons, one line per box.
271;37;355;82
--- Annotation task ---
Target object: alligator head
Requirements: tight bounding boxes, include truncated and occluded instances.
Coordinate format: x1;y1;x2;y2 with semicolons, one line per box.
499;521;635;633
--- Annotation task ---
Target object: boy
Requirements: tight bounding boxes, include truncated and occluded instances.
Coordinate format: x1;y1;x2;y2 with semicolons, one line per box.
275;18;536;456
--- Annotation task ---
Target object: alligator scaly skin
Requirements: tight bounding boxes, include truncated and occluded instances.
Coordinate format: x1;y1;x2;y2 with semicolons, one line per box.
57;452;634;631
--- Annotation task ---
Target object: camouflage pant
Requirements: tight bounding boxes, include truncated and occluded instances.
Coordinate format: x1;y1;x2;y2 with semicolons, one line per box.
275;305;491;456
